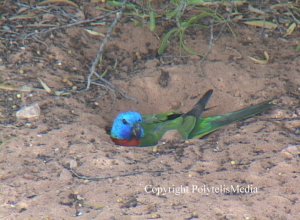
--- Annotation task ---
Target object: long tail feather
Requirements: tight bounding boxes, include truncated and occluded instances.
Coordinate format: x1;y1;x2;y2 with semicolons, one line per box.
189;100;274;138
185;89;213;118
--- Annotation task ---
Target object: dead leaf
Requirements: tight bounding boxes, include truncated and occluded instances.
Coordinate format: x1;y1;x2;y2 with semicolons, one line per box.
248;5;266;15
38;78;52;94
85;29;105;37
244;20;278;30
8;14;36;21
38;0;78;7
0;84;33;92
248;51;270;64
284;23;297;36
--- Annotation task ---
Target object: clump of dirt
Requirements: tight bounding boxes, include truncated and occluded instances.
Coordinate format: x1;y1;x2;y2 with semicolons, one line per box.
0;2;299;220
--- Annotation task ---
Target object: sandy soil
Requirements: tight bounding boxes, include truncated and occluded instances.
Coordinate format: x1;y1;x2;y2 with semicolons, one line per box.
0;3;299;220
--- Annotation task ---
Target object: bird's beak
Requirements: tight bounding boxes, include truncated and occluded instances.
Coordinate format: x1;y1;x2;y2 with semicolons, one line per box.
132;123;142;139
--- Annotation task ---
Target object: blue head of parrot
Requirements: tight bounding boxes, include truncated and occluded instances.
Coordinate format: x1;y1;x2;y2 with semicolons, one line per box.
111;112;145;140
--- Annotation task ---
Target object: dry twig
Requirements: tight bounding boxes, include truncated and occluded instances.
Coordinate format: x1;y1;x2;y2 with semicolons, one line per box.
23;12;116;40
85;0;136;102
67;167;172;181
86;9;124;89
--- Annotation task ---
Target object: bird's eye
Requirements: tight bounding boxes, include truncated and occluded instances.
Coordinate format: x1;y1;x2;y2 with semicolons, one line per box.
122;119;129;125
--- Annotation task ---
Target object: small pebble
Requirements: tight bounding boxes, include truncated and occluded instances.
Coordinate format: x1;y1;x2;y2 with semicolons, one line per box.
190;211;199;218
75;211;83;216
17;201;28;211
281;145;300;159
16;103;40;120
150;213;161;219
271;109;289;119
152;146;159;153
59;169;73;182
188;172;194;178
117;198;123;203
69;159;78;169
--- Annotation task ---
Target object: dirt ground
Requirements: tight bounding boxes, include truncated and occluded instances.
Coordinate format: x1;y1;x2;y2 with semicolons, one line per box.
0;3;300;220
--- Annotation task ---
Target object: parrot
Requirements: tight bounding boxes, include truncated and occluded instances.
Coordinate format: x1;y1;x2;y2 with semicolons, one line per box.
110;89;273;147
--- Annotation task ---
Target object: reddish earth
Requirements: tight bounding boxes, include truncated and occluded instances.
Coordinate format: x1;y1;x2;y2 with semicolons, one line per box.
0;3;299;220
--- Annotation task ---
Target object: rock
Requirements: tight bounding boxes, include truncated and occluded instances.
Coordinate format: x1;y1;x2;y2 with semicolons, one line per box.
281;145;300;159
69;159;78;169
283;120;300;131
16;103;40;120
17;201;29;212
59;169;73;182
119;196;138;208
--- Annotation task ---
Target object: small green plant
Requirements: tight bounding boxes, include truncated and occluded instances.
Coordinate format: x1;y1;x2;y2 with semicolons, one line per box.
106;1;157;31
158;0;225;55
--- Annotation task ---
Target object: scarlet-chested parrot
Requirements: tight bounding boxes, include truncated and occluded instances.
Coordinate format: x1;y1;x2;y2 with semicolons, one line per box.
110;89;273;147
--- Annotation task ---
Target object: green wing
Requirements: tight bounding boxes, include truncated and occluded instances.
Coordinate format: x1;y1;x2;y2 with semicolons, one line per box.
140;115;196;147
142;112;181;124
189;101;273;139
140;89;213;146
